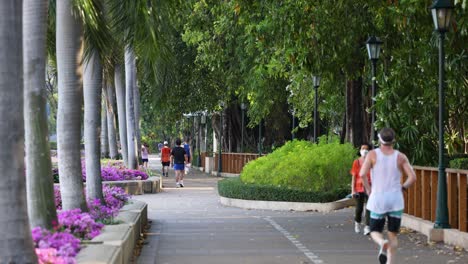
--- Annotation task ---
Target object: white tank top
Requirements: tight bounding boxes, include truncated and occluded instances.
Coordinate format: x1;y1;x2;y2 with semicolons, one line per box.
366;148;404;213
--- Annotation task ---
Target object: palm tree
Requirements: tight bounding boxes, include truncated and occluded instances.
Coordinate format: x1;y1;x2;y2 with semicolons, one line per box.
24;0;58;229
114;64;128;165
134;82;142;162
101;94;109;157
83;49;104;202
56;0;87;211
125;46;138;169
106;81;119;159
0;1;37;261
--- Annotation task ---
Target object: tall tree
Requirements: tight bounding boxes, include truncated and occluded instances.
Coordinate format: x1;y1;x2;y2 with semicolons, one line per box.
106;81;119;159
0;0;37;261
125;46;138;169
56;0;87;211
134;82;142;161
83;49;104;202
114;64;128;165
101;94;109;157
23;0;58;229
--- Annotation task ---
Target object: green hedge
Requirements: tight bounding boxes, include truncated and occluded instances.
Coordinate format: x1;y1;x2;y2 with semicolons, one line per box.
240;139;356;192
449;158;468;170
218;177;348;203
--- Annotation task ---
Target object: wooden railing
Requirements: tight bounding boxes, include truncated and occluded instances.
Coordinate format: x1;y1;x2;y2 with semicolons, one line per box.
404;166;468;232
213;153;260;174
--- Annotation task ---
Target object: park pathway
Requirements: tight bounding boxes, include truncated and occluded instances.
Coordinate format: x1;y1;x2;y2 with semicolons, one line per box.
134;155;468;264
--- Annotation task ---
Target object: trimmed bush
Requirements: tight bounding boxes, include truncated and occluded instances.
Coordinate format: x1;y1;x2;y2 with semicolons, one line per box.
218;177;348;203
449;158;468;170
240;139;356;192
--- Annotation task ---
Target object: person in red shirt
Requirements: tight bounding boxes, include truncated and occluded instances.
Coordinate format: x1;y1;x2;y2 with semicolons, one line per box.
350;143;372;235
160;141;171;177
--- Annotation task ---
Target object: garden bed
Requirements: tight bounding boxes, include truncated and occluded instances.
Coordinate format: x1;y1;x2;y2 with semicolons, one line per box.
76;199;148;264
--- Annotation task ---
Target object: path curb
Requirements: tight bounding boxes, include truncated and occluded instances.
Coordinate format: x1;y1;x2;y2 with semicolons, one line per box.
219;196;356;212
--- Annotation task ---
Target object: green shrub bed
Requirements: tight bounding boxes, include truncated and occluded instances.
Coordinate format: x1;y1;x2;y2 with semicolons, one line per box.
449;158;468;170
218;177;348;203
240;139;356;192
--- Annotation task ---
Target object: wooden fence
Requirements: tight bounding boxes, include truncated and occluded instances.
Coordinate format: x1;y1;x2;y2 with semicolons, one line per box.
404;166;468;232
212;153;260;174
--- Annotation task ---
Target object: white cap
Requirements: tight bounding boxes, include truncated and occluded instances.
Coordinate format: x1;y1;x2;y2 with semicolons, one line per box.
164;141;168;145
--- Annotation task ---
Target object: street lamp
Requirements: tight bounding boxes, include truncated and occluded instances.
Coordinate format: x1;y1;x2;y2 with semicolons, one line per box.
241;102;247;153
289;108;295;140
217;102;225;176
430;0;454;229
313;75;321;143
366;36;383;144
258;119;262;155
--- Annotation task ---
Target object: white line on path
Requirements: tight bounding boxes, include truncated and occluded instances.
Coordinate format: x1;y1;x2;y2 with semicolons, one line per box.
264;217;326;264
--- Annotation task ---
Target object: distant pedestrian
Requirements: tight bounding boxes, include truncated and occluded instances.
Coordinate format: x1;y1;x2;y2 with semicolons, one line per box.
182;138;191;175
160;141;171;177
360;128;416;264
158;142;163;155
171;138;187;187
141;144;149;170
350;143;372;235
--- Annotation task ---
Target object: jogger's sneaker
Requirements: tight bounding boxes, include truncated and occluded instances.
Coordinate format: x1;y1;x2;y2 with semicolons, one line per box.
363;225;371;236
354;222;361;233
176;183;180;188
179;183;184;188
378;239;388;264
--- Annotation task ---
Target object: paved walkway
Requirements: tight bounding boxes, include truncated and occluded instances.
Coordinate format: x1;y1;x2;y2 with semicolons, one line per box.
135;155;468;264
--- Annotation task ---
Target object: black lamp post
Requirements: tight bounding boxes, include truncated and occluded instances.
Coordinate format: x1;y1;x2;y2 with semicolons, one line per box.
289;108;295;140
258;119;262;155
431;0;454;229
241;103;246;153
217;102;224;176
366;36;383;144
313;75;321;143
197;114;202;167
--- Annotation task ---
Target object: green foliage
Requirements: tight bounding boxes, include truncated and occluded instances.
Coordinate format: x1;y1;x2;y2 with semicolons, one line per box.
449;158;468;170
218;177;348;203
240;140;356;192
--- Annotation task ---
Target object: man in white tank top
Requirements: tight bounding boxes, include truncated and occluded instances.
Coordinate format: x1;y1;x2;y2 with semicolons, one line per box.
359;128;416;264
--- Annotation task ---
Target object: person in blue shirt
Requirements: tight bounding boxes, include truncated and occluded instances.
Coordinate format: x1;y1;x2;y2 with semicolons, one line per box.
182;138;191;175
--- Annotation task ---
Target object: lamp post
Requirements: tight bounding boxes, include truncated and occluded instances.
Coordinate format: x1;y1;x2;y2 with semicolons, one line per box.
366;36;383;144
241;103;246;153
313;75;321;143
217;102;224;176
258;120;262;155
289;108;295;140
430;0;454;229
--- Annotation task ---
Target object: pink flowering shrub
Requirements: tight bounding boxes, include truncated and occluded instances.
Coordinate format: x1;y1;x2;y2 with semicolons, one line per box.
87;199;118;224
35;248;75;264
32;227;81;258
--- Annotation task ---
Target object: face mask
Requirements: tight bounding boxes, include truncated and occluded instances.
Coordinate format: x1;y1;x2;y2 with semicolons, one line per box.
360;150;369;157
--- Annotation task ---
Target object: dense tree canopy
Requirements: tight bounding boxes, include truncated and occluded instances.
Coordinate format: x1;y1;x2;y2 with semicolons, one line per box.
123;1;467;165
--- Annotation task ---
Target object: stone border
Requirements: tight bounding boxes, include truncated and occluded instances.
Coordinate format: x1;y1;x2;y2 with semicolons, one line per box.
402;214;468;250
219;196;356;212
76;199;148;264
101;176;160;195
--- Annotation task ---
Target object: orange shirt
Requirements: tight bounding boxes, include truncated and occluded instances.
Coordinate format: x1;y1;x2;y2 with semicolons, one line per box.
161;147;171;162
350;159;371;193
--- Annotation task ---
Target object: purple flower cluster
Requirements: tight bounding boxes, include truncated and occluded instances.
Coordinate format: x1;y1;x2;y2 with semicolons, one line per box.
87;199;118;223
53;160;149;182
58;209;104;240
103;185;131;209
32;227;81;258
54;185;62;210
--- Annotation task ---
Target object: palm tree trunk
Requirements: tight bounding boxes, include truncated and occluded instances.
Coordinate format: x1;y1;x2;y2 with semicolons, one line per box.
0;1;37;261
23;0;58;229
106;81;119;159
134;83;142;162
83;49;104;202
56;0;87;211
114;64;128;166
125;46;137;169
101;94;109;157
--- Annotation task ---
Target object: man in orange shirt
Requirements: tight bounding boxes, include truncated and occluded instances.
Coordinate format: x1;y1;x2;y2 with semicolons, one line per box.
160;141;171;177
